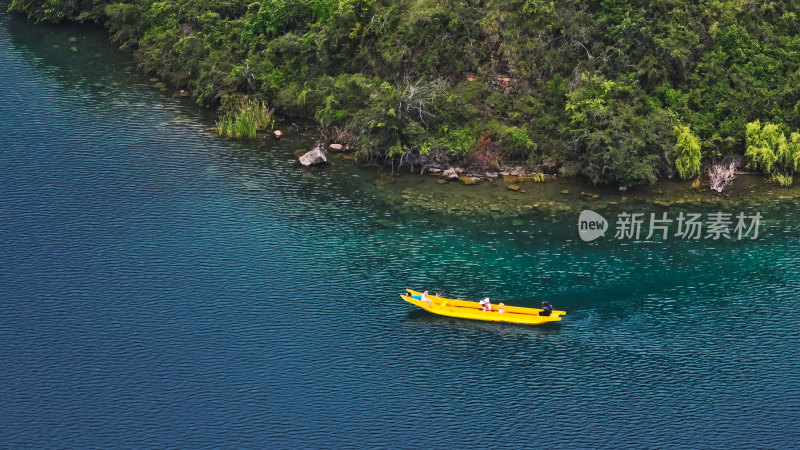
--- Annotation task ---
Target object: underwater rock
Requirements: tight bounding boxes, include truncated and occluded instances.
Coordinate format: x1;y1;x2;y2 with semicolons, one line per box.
436;178;448;184
299;145;327;166
459;175;482;185
374;175;394;187
580;191;599;200
507;184;520;191
374;219;395;228
68;36;78;43
69;46;78;52
153;81;167;90
561;189;570;195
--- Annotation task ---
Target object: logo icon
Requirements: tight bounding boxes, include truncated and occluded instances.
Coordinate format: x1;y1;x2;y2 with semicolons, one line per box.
578;210;608;242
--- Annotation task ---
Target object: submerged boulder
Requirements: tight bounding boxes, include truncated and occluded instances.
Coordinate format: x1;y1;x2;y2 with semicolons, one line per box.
299;145;327;166
459;175;482;185
580;191;599;200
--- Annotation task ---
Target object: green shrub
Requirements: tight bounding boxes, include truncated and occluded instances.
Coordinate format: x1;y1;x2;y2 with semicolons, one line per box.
217;96;274;139
745;120;782;174
745;121;800;184
440;127;476;162
674;124;702;180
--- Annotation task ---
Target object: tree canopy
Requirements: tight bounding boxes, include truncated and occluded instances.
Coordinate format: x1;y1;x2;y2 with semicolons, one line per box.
11;0;800;185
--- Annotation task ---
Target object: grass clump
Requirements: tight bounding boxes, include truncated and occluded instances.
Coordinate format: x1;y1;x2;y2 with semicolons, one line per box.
217;95;274;139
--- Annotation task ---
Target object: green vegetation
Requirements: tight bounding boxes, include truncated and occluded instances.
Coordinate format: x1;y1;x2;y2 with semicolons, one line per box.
216;95;273;139
745;120;800;185
674;125;702;180
10;0;800;185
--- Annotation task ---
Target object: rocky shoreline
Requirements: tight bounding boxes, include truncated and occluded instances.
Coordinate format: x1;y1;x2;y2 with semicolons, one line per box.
294;137;800;220
299;140;556;183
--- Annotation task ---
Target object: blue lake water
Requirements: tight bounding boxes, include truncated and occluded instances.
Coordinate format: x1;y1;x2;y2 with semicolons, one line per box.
1;9;799;448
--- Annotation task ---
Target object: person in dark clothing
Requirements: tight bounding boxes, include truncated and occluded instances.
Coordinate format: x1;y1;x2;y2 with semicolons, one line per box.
539;301;554;316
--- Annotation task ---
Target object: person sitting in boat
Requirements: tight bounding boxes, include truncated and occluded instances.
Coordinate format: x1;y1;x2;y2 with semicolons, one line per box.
421;291;432;306
480;297;492;311
539;301;554;316
498;303;505;313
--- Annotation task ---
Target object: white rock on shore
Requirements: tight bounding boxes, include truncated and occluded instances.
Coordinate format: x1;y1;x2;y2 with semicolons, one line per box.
442;167;459;180
299;145;327;166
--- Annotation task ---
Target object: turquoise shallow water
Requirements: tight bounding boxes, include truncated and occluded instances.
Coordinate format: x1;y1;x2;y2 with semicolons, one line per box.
1;9;800;447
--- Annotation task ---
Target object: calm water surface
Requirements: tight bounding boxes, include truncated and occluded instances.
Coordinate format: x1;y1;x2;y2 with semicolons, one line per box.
1;9;799;448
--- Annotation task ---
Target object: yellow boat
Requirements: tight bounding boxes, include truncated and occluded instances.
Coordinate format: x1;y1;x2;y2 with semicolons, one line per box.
401;289;565;325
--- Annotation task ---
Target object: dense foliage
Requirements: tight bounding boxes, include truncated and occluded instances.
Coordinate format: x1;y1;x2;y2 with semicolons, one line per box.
11;0;800;185
745;120;800;185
